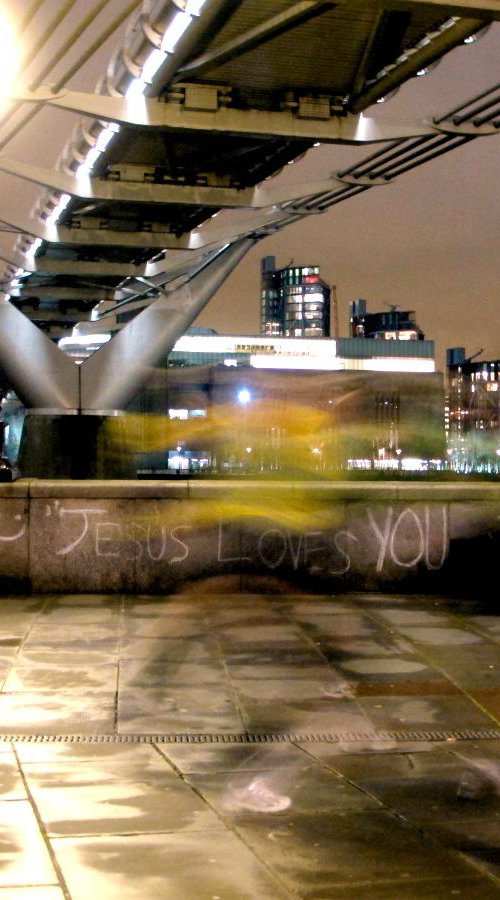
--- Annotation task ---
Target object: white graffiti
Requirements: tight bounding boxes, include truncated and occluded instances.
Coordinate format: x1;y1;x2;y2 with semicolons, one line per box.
329;531;359;576
93;521;191;563
0;512;26;543
55;507;106;556
367;505;448;573
0;500;453;578
218;505;449;575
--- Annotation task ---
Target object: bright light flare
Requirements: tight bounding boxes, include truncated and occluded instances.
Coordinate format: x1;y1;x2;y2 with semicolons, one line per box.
237;388;251;405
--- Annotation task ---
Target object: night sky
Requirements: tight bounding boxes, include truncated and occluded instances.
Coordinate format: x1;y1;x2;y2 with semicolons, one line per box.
194;22;500;372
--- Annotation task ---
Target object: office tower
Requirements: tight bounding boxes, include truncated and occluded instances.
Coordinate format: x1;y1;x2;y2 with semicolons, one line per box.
260;256;330;338
446;347;500;472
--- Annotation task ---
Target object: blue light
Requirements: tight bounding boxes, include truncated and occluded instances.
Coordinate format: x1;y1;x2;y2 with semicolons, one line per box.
237;388;251;405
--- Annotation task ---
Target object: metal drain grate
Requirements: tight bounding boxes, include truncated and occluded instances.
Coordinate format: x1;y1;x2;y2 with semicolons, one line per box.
1;728;500;744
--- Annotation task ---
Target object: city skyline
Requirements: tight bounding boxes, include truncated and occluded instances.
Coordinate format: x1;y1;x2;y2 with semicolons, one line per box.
194;22;500;372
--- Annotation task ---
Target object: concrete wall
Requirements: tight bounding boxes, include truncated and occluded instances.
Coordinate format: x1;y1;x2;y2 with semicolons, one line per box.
0;479;499;594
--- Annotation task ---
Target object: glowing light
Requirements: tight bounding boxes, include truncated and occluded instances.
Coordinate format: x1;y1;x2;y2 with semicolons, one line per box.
401;457;426;471
141;49;166;83
186;0;206;14
45;192;71;227
25;238;43;260
76;147;101;177
59;332;110;350
237;388;251;405
125;78;146;100
161;11;192;52
95;123;120;151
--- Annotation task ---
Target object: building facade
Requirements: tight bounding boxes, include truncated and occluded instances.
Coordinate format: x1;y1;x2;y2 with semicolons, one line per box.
52;323;443;476
260;256;331;338
165;330;436;373
132;365;445;476
350;299;425;341
446;347;500;473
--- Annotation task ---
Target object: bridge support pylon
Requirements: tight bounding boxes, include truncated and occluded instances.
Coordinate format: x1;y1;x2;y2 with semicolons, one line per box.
2;238;256;478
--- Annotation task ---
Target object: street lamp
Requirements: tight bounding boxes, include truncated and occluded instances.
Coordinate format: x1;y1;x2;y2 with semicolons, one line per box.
237;388;251;405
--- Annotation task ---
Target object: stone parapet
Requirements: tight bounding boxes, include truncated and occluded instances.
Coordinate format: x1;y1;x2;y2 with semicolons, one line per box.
0;479;499;594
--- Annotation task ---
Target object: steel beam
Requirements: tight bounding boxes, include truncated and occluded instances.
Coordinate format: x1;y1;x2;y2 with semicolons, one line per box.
350;17;487;111
0;155;399;210
15;309;88;322
177;2;336;78
0;212;184;251
8;285;122;301
9;86;438;144
0;205;306;270
0;155;372;209
144;0;246;96
0;157;257;208
0;248;146;278
80;238;256;411
0;299;79;409
375;0;500;18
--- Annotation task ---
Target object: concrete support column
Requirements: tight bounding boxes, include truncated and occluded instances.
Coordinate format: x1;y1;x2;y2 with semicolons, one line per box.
1;238;256;477
0;299;79;410
18;413;135;479
80;238;256;412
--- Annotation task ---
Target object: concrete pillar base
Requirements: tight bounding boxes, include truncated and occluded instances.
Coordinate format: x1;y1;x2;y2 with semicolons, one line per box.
18;414;136;479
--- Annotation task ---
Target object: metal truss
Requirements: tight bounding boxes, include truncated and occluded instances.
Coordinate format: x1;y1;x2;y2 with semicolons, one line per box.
0;155;379;211
10;84;440;143
0;0;499;418
87;78;500;324
2;0;498;282
1;83;498;259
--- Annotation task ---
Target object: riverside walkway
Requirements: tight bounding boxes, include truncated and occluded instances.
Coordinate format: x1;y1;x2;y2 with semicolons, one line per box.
0;588;499;898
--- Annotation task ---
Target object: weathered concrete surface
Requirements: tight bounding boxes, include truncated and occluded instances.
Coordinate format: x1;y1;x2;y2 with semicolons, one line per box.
1;479;500;593
1;591;500;897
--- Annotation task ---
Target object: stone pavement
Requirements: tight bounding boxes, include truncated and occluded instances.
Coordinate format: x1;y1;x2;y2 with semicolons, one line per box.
0;590;500;898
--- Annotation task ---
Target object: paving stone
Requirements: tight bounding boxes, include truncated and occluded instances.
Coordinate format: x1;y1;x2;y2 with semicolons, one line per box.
23;757;225;836
158;741;310;775
51;831;292;899
187;764;381;817
358;694;500;731
232;809;480;894
3;665;118;693
0;801;58;886
0;691;116;735
0;591;498;898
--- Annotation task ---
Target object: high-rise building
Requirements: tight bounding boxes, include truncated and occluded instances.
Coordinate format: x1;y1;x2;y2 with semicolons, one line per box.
446;347;500;472
350;299;425;341
260;256;330;338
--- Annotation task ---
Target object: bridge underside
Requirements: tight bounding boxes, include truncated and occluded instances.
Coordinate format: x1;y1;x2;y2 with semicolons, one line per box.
0;0;498;475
